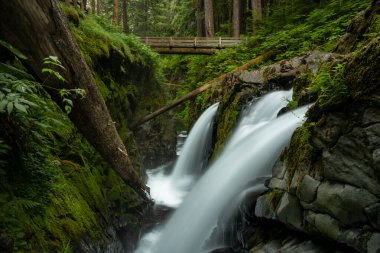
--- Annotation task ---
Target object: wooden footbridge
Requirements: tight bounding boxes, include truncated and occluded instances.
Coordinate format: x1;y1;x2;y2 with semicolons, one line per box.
141;37;246;54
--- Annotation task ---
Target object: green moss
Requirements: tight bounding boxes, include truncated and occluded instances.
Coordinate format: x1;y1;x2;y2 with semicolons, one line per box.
284;124;316;185
0;66;142;252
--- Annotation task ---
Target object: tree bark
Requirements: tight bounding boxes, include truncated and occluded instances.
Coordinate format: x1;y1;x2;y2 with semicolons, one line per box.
195;0;204;37
73;0;78;8
97;0;102;15
132;51;275;129
204;0;214;37
0;0;149;201
65;0;70;5
233;0;241;38
122;0;129;33
82;0;87;11
112;0;119;25
251;0;262;34
91;0;95;14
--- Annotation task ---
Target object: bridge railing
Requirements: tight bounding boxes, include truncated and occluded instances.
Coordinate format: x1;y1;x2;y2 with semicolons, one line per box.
141;37;245;49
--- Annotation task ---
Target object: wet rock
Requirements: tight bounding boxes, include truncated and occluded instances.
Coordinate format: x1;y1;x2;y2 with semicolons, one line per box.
362;107;380;126
305;211;341;241
367;233;380;253
268;178;287;191
323;126;380;197
302;181;378;226
276;193;304;231
272;159;287;179
255;191;283;220
296;175;321;203
365;202;380;229
208;246;236;253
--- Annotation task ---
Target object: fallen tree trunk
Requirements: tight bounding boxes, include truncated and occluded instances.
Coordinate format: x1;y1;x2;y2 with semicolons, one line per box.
132;51;274;129
0;0;149;201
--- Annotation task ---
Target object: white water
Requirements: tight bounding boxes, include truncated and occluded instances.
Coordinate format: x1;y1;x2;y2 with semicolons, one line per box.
135;90;308;253
146;103;218;208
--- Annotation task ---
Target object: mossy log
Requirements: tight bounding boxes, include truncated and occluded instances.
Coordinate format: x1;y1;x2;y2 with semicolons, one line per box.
132;51;274;129
0;0;149;201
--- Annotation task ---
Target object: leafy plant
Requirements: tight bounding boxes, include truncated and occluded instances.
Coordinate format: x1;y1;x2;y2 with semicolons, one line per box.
310;63;348;108
41;56;86;114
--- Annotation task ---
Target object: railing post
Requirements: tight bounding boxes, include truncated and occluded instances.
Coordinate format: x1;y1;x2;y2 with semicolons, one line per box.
218;37;222;48
145;37;148;44
170;37;173;48
194;37;197;48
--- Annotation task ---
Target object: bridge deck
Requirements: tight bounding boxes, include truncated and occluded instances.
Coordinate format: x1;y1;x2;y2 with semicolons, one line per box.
141;37;245;54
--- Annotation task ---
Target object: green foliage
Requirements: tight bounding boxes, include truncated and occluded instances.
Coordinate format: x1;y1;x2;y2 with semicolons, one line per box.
310;63;348;108
0;39;27;60
0;62;141;252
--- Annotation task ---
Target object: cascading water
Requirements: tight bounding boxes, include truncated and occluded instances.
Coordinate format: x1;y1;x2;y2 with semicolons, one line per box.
135;90;309;253
146;103;219;208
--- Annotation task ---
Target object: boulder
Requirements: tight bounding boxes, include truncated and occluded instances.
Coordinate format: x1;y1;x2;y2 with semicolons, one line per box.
276;193;304;231
302;181;378;226
296;175;321;203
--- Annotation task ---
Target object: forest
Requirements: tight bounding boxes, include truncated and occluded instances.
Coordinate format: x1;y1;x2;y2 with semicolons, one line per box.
0;0;380;252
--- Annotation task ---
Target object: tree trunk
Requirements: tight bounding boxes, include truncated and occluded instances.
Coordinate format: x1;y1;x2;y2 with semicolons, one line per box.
91;0;95;14
82;0;87;11
73;0;78;8
233;0;241;38
0;0;149;201
195;0;204;37
122;0;129;33
251;0;262;34
65;0;70;5
112;0;119;25
204;0;214;37
97;0;102;15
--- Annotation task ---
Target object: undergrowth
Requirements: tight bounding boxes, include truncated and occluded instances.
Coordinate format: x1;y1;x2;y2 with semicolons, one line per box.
0;38;142;253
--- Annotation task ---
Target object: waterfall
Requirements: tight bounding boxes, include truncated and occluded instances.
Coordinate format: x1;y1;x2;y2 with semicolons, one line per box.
135;90;308;253
146;103;219;208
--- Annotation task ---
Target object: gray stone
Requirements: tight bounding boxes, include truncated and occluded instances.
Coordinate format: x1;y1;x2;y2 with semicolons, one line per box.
296;175;321;203
280;238;328;253
303;181;378;226
289;169;303;195
276;193;304;231
367;233;380;253
365;202;380;229
239;70;264;84
373;149;380;164
323;126;380;196
311;113;345;149
268;178;287;191
272;159;287;179
363;108;380;126
255;193;282;220
338;228;366;252
305;211;341;241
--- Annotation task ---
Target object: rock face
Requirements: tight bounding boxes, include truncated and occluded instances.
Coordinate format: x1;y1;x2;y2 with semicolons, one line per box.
249;7;380;253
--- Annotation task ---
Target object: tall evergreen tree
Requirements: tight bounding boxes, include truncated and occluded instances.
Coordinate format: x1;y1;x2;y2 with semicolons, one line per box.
204;0;215;37
233;0;241;37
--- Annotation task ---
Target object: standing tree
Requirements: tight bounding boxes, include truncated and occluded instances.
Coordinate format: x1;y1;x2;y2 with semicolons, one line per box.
122;0;129;32
195;0;204;37
251;0;262;34
233;0;241;37
0;0;149;201
204;0;214;37
112;0;119;25
91;0;96;14
65;0;70;5
74;0;78;8
97;0;102;15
